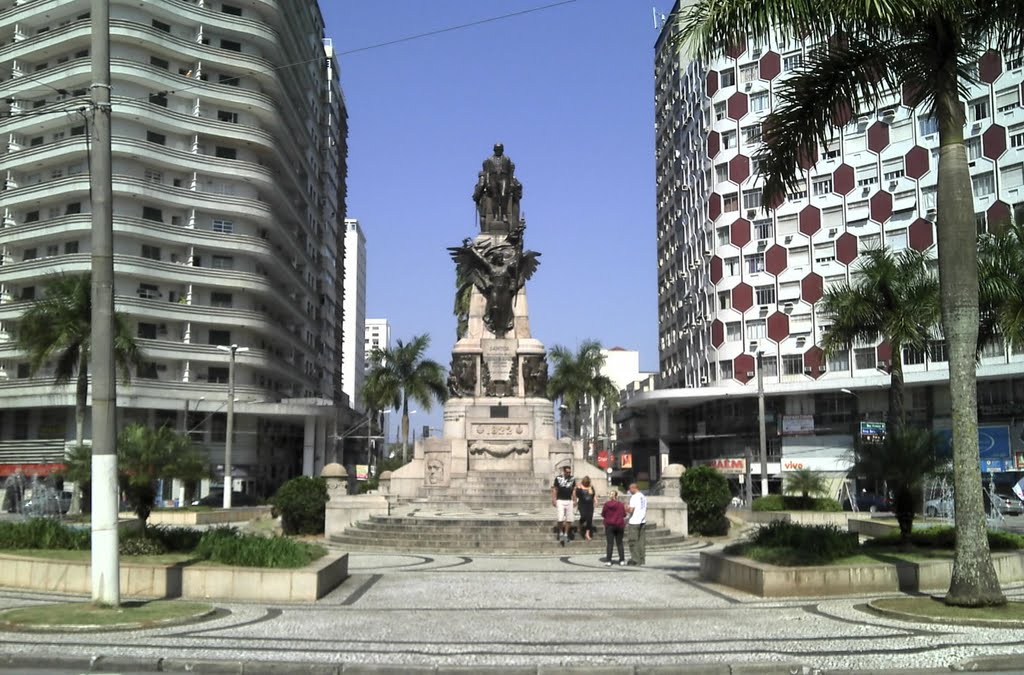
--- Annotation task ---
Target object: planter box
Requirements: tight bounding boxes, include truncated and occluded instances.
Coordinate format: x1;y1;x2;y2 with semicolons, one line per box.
121;506;272;526
700;550;1024;597
0;551;348;602
742;511;852;527
848;518;900;538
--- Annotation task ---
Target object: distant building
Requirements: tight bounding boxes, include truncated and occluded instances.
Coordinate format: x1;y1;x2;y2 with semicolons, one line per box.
342;219;366;411
364;319;391;370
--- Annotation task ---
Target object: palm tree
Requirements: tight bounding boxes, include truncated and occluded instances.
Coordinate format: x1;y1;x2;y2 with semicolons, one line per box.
362;334;447;461
820;247;940;435
677;0;1009;607
979;222;1024;353
14;274;141;450
547;340;615;449
852;428;943;545
783;468;828;508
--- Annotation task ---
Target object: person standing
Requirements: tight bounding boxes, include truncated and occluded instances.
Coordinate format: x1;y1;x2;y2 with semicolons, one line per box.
551;464;577;546
575;476;596;541
625;482;647;566
601;489;627;566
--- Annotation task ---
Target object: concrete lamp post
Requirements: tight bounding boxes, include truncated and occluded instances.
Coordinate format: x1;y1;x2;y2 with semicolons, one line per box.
216;344;248;508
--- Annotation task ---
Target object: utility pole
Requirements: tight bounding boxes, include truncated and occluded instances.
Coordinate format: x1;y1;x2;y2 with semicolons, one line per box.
217;344;247;508
757;351;768;497
89;0;119;607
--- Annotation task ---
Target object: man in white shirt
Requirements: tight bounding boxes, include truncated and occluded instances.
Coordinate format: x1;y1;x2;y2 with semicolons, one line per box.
625;482;647;566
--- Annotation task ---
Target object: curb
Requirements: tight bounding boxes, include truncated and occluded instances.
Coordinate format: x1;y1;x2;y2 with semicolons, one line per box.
0;604;219;633
865;599;1024;629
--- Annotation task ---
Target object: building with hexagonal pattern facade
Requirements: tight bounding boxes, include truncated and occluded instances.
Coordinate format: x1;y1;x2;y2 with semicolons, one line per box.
638;1;1024;495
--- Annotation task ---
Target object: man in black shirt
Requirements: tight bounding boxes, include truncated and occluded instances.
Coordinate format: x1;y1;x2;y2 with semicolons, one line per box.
551;464;577;546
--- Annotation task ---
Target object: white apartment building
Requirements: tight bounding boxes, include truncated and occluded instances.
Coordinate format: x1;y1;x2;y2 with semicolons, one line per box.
342;218;365;411
364;318;390;370
0;0;353;497
627;2;1024;492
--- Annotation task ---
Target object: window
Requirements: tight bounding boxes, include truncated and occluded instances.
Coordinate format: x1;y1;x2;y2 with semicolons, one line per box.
714;164;729;183
754;219;773;240
755;285;775;305
137;283;160;299
146;131;166;145
137;323;158;339
211;255;234;270
720;361;734;380
724;256;740;275
965;137;982;160
970;97;990;122
718;291;732;310
222;3;242;15
788;187;808;201
149;93;168;107
141;245;161;260
208;330;231;346
220;39;242;52
717;226;730;247
212;219;234;233
214;146;237;160
743;188;762;210
856;165;878;187
928;340;948;362
142;206;163;222
1013;128;1024;148
149;56;169;70
789;246;809;266
720;68;735;87
50;168;64;180
16;363;31;379
152;19;171;32
746;252;765;273
751;92;768;112
747;319;766;339
739;63;758;83
887;229;908;250
211;292;233;308
782;354;803;375
144;169;162;183
743;124;762;144
903;346;926;365
723;193;739;212
71;125;85;136
761;356;778;377
918;114;939;136
814;242;835;263
972;171;995;196
853;347;875;369
783;54;802;72
827;349;850;371
996;87;1019;112
208;367;229;384
29;136;43;147
722;130;737;149
22;248;37;261
812;176;833;196
713;101;726;121
218;74;240;87
882;159;905;180
1002;163;1024;189
1009;51;1024;69
64;241;79;254
217;110;238;124
726;322;742;342
24;211;39;223
138;362;160;380
65;202;81;215
976;211;989;235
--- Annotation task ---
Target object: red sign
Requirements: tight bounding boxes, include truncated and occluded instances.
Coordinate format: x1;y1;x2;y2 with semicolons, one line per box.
697;458;746;473
0;463;66;477
596;450;610;469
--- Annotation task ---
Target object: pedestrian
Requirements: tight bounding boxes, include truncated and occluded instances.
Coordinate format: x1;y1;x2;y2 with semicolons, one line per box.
551;464;576;546
575;476;596;541
600;489;626;566
625;482;647;566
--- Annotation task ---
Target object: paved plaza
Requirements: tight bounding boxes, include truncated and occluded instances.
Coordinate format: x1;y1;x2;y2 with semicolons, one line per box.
1;542;1024;673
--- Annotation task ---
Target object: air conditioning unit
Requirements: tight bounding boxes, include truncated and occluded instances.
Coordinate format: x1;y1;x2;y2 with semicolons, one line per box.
889;180;898;190
746;209;757;217
157;324;167;334
878;360;889;367
828;228;838;237
746;371;755;377
803;366;812;373
784;235;793;244
861;187;871;196
699;376;709;384
818;365;826;372
757;240;767;249
744;82;752;91
783;303;794;313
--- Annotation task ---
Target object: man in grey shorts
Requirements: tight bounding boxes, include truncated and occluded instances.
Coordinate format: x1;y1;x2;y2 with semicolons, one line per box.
551;465;576;546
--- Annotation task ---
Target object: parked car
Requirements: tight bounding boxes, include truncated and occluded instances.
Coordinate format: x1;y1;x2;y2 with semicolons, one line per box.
842;491;891;513
924;489;1023;517
191;491;260;507
21;490;72;515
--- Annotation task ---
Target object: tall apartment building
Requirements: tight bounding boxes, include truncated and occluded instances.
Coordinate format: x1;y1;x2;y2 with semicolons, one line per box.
0;1;351;496
364;318;390;371
342;218;366;411
630;2;1024;491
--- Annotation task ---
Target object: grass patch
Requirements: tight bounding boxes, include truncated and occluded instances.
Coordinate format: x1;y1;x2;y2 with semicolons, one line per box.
0;549;196;565
871;597;1024;624
0;600;212;629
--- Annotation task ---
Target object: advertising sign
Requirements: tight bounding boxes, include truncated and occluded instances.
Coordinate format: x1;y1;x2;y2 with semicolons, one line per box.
782;415;815;435
695;458;746;473
620;452;633;469
355;464;369;480
596;450;611;469
936;425;1011;461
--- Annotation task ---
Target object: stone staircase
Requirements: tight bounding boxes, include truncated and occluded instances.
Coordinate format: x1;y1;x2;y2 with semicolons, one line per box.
421;471;551;510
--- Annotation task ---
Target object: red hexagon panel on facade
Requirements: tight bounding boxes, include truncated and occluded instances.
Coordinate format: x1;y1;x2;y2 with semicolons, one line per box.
797;146;816;170
730;218;751;247
799;206;821;235
710;256;723;284
979;49;1002;84
707;130;720;158
803;346;825;379
983;124;1007;160
765;190;785;210
732;282;753;312
867;122;890;153
711;319;725;348
765;244;787;275
708;193;722;221
767;312;790;342
908;218;934;251
729;154;750;183
706;70;719;97
988;201;1010;230
725;41;745;59
833;164;854;194
727;92;748;120
905;146;929;179
759;51;780;80
870;191;893;223
734;353;755;384
831;101;852;126
836;233;857;264
876;341;892;370
801;273;824;304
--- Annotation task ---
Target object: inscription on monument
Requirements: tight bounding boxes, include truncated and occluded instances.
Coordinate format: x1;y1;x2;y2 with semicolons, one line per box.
468;421;531;440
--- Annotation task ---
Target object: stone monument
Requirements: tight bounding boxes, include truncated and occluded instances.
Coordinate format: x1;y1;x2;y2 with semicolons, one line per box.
387;144;585;501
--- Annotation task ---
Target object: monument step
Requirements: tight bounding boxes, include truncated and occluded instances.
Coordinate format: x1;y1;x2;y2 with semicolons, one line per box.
329;533;690;553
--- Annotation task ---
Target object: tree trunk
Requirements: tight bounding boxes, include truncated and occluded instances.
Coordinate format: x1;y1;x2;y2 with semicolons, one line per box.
68;360;89;516
888;346;905;436
401;397;410;464
936;83;1005;606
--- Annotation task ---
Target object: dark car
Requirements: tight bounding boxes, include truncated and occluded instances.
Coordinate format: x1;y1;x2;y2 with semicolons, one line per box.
842;491;891;513
191;491;260;508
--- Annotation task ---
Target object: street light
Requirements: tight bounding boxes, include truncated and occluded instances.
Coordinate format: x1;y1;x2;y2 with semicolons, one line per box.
756;350;768;497
215;344;248;508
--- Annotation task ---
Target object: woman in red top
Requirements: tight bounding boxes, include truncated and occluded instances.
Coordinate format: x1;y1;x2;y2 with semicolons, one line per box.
601;489;627;566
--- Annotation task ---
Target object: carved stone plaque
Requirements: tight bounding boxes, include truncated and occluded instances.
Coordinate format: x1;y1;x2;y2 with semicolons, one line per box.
467;420;532;440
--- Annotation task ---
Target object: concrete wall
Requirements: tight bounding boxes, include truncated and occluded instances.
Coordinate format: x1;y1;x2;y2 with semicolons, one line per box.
0;554;179;598
325;494;389;536
135;506;272;526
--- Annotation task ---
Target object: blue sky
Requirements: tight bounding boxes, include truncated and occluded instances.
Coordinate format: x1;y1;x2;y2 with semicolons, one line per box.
324;1;676;435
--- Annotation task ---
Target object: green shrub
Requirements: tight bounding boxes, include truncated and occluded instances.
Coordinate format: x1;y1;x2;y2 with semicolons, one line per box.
730;521;859;565
0;518;89;550
194;527;325;568
862;526;1024;551
680;466;731;536
119;536;167;556
146;525;204;552
271;476;328;535
752;495;842;512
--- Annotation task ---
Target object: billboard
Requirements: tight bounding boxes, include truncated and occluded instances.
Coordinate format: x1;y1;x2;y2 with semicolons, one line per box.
936;425;1011;462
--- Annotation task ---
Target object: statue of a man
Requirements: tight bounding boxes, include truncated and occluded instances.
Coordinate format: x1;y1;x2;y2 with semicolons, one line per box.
475;143;522;232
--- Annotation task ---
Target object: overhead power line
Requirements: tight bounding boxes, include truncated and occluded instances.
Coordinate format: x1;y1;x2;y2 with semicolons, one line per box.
339;0;579;56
